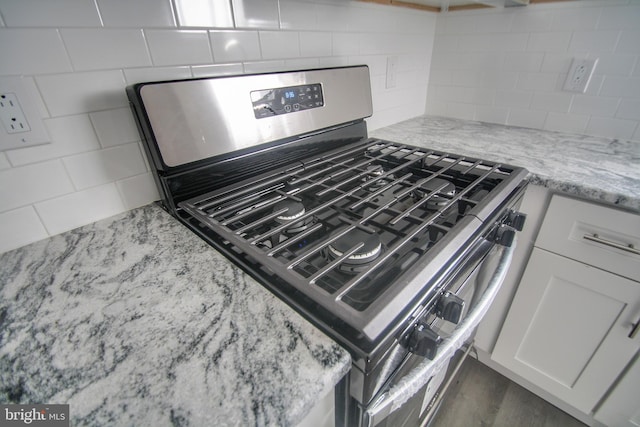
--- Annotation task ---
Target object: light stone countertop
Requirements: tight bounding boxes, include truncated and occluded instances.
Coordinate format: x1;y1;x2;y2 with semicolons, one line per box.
371;116;640;212
0;205;350;427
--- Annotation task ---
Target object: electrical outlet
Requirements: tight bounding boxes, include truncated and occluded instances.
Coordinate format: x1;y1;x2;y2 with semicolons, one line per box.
564;58;598;93
0;77;50;151
0;93;32;134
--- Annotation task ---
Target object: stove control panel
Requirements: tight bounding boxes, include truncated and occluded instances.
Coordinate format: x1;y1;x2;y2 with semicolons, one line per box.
251;83;324;119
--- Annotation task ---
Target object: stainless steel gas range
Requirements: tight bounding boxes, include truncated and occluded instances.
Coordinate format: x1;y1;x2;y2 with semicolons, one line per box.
127;65;527;427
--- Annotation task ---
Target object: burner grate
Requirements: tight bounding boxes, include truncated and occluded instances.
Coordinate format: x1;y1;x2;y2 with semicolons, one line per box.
179;138;523;336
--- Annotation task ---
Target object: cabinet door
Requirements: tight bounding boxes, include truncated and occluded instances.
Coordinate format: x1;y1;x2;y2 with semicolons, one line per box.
594;354;640;427
492;248;640;414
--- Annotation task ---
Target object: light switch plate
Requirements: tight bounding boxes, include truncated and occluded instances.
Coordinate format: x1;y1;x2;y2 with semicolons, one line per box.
0;76;50;151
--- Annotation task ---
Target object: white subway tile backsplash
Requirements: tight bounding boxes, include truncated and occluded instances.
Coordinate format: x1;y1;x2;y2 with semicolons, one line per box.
300;32;332;58
210;30;261;63
0;0;101;27
495;90;533;109
511;11;553;33
346;4;391;34
348;55;387;77
260;31;300;60
191;63;244;77
332;33;359;56
503;52;544;72
507;108;547;130
146;30;212;66
569;30;619;54
315;3;349;32
35;183;126;236
592;54;637;76
96;0;175;27
6;115;100;166
0;0;440;251
527;32;572;53
570;95;619;117
116;173;159;210
232;0;279;29
540;53;573;73
599;77;640;98
473;12;513;34
317;56;350;68
616;99;640;121
242;60;286;74
474;106;509;124
283;58;319;70
598;5;640;30
279;0;318;31
586;116;637;140
516;72;560;92
531;92;572;113
616;30;640;54
0;153;10;169
89;108;140;148
123;66;192;84
446;102;475;120
544;112;589;134
173;0;233;28
0;160;74;212
550;7;600;31
36;70;128;116
0;29;72;75
0;207;49;254
459;33;527;53
61;29;151;71
63;143;147;190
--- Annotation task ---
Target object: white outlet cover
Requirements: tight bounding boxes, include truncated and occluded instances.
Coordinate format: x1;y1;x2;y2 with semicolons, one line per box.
563;58;598;93
0;76;50;151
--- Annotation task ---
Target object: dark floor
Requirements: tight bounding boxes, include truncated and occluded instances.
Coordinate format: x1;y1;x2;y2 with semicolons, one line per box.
430;358;587;427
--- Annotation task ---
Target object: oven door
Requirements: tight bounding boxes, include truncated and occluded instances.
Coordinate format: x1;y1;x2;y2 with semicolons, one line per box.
363;238;515;427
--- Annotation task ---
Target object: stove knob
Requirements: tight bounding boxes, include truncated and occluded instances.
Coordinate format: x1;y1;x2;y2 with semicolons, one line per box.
436;292;465;324
494;225;516;247
407;321;441;360
506;210;527;231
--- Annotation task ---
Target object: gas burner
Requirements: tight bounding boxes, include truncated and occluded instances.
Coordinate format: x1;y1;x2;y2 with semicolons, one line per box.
416;178;459;236
418;178;456;210
274;199;305;223
272;199;316;234
327;229;383;273
362;165;394;189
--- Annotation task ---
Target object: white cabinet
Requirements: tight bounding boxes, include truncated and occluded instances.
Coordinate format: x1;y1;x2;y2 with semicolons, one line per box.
491;195;640;418
594;354;640;427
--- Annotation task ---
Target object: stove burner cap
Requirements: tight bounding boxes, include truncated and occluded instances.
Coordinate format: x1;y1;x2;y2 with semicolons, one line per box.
420;178;456;207
274;200;305;222
366;165;384;177
328;229;382;264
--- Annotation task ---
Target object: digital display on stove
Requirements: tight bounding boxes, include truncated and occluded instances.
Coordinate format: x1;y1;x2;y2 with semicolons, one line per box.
250;83;324;119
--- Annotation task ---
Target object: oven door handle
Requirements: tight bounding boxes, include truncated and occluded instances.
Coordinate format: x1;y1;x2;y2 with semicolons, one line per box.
364;240;516;427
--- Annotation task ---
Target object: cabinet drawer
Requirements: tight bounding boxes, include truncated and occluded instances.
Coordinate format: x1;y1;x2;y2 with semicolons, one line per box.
536;195;640;282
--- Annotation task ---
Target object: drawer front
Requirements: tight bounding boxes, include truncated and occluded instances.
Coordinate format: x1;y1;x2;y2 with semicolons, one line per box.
536;195;640;282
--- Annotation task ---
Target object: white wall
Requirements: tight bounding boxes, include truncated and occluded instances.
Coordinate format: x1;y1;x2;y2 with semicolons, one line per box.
427;0;640;140
0;0;436;254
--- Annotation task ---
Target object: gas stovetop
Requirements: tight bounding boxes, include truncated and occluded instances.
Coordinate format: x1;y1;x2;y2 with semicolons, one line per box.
179;137;526;343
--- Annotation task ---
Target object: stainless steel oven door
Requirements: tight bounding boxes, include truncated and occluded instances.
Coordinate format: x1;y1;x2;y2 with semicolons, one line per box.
364;238;516;427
